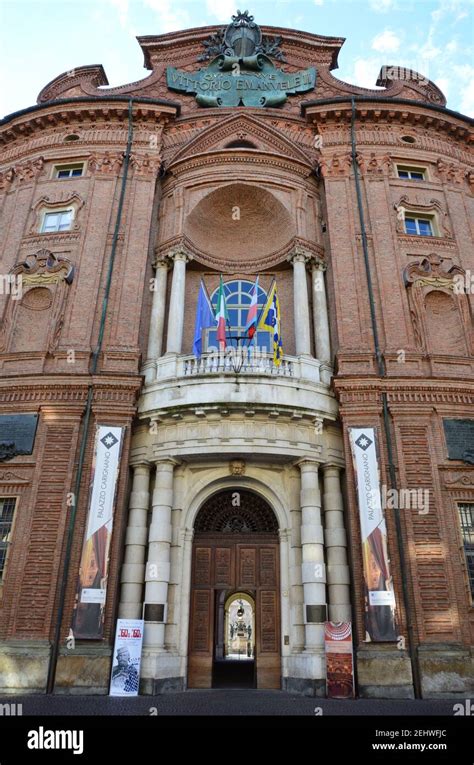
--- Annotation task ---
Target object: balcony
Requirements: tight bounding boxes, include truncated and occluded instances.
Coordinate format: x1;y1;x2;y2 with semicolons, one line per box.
139;351;336;420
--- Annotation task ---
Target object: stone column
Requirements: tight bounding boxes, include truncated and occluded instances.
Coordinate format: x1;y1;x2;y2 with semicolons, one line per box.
288;249;312;356
165;249;192;354
143;459;177;649
298;458;327;651
119;463;150;619
311;258;331;365
323;465;351;623
143;257;169;382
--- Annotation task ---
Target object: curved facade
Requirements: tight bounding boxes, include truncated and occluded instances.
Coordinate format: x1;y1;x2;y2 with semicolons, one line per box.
0;12;473;698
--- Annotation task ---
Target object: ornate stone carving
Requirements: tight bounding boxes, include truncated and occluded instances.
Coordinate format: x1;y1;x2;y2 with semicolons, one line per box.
320;152;352;177
394;195;452;237
11;249;74;285
435;158;465;185
403;255;472;354
30;192;84;234
88;151;124;173
198;10;286;63
130;153;161;176
229;460;246;476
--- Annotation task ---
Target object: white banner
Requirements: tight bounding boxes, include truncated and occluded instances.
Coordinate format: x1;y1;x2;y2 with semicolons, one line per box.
109;619;144;697
349;427;397;642
86;426;123;539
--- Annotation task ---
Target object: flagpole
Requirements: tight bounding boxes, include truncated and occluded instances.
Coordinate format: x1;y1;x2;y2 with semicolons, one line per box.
249;277;276;352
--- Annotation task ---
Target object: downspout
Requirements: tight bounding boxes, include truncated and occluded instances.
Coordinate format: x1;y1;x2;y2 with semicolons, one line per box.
46;98;134;693
350;97;422;699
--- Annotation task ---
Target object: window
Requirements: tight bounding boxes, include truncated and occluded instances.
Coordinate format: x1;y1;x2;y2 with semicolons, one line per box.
206;280;271;352
41;209;73;233
404;216;434;236
54;163;84;179
0;497;17;583
397;165;426;180
458;503;474;600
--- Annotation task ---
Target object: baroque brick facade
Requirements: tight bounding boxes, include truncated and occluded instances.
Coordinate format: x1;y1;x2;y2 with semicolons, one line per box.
0;15;472;697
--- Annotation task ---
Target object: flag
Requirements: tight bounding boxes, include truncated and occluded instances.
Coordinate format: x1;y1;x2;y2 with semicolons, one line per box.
245;276;259;340
215;275;228;351
193;280;217;357
258;281;283;365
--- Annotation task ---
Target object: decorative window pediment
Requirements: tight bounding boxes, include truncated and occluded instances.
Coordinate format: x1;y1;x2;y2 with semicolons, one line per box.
394;195;452;238
30;192;84;235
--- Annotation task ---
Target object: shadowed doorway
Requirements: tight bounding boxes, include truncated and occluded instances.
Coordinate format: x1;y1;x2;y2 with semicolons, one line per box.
188;489;281;689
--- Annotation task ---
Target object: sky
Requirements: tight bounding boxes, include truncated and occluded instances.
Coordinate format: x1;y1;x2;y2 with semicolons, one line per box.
0;0;473;119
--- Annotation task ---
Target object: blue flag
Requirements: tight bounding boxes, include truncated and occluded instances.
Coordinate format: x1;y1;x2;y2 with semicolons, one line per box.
193;280;217;357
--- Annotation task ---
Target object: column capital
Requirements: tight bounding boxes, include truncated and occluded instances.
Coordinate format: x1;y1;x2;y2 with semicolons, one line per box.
154;457;181;468
129;460;151;470
152;256;171;271
295;457;321;471
287;245;313;266
166;246;193;265
311;257;327;272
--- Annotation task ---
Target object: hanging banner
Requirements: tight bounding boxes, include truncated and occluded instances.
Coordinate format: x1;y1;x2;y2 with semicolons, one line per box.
71;425;124;639
348;427;398;642
109;619;143;696
324;622;355;698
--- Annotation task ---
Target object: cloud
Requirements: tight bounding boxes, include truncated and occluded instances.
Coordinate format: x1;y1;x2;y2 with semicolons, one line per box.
314;0;324;5
369;0;395;12
371;30;401;53
347;58;382;89
205;0;237;22
460;79;474;116
143;0;191;33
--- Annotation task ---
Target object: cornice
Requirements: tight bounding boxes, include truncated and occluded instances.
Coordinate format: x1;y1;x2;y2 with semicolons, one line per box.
155;235;324;273
167;148;312;178
0;98;179;149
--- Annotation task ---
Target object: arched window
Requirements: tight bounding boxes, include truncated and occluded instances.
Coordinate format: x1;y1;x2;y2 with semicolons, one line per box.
206;279;271;352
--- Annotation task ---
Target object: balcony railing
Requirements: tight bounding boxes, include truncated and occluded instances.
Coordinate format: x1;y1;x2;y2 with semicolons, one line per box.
182;352;294;377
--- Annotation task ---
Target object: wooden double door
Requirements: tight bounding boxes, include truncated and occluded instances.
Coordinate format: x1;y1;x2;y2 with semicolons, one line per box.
188;533;281;689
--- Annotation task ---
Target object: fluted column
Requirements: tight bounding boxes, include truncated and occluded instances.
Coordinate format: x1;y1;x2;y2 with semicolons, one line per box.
288;249;312;356
119;463;150;619
298;458;327;651
143;459;178;649
323;465;351;623
311;258;331;365
165;249;192;354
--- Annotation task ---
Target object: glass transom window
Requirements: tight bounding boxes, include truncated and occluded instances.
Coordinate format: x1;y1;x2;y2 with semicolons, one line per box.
206;280;271;352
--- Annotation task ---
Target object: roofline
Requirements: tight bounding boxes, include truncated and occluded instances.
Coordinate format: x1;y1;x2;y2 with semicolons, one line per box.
0;94;181;127
301;95;474;126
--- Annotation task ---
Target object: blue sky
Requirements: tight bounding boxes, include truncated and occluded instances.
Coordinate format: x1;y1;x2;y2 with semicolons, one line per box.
1;0;473;119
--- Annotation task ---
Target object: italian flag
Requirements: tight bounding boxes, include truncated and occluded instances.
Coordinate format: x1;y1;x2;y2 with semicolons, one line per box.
216;275;228;350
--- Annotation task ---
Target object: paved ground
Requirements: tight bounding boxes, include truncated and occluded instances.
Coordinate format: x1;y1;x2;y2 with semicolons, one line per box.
0;690;467;716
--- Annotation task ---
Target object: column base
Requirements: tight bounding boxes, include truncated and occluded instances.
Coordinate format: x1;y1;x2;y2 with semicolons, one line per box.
418;643;474;698
357;644;414;699
140;649;184;695
283;651;326;696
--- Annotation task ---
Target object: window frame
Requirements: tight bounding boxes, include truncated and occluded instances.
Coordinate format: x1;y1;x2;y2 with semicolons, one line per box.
0;496;19;587
457;502;474;604
53;162;85;179
403;214;435;237
396;164;427;181
40;208;74;234
204;279;271;354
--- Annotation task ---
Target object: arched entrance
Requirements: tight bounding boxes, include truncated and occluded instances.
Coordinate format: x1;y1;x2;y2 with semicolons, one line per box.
188;489;281;689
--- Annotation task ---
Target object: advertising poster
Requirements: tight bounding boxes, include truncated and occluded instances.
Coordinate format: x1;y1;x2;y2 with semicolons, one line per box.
71;425;124;639
348;427;398;642
109;619;144;696
324;621;355;699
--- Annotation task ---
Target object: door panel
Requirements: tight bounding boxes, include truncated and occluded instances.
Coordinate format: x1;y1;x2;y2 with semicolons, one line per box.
188;537;280;689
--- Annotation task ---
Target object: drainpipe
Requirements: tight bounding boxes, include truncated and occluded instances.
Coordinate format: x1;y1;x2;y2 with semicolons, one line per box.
46;98;134;693
350;97;422;699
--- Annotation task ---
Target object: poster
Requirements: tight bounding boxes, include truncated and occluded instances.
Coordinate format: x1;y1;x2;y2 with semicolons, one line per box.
109;619;144;696
71;425;124;639
324;622;355;699
348;427;398;642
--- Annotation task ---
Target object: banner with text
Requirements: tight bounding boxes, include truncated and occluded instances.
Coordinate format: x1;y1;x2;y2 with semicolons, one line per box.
109;619;144;696
348;427;398;642
71;425;124;639
324;622;355;698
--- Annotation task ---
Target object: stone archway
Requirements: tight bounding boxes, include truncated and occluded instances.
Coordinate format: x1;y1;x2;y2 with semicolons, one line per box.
188;489;281;689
